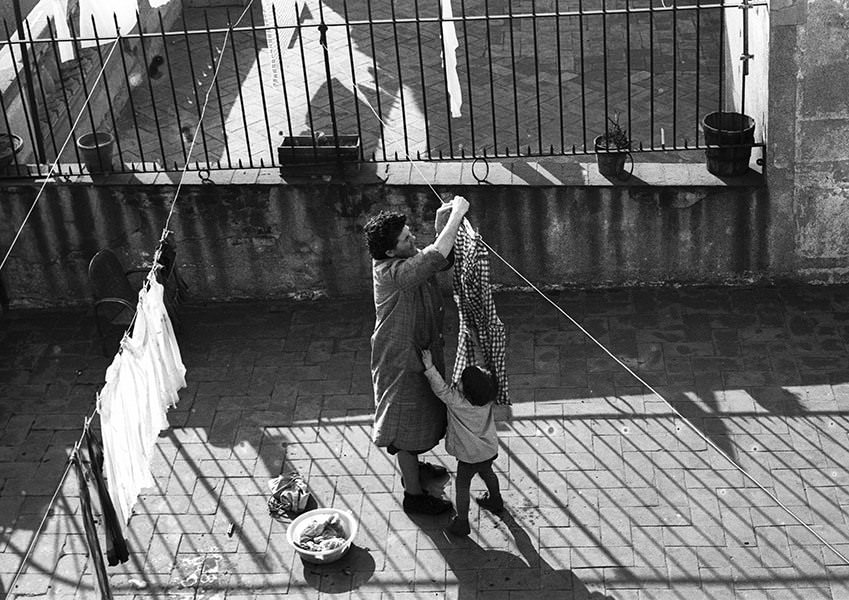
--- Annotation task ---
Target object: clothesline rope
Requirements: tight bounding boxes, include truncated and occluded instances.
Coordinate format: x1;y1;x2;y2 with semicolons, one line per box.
3;28;123;597
6;1;258;593
154;0;257;260
136;0;257;334
6;407;97;596
353;85;849;567
0;37;121;274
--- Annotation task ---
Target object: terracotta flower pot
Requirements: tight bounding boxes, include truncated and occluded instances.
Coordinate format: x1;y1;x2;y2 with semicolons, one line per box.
77;131;115;174
0;133;24;170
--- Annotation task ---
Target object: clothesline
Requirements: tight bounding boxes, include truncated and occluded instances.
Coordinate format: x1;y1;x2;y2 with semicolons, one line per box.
5;407;97;596
2;27;125;599
5;0;259;594
351;83;849;567
0;35;121;274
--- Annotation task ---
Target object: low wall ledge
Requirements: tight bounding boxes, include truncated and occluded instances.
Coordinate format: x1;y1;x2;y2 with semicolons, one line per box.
0;159;765;189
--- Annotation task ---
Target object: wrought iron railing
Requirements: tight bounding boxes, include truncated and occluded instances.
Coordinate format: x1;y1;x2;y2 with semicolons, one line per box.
0;0;764;177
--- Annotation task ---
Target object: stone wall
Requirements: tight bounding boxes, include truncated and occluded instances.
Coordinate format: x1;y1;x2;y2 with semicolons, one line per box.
768;0;849;281
0;162;771;308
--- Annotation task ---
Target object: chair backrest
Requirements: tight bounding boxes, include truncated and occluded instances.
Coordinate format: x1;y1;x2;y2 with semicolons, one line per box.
88;249;136;304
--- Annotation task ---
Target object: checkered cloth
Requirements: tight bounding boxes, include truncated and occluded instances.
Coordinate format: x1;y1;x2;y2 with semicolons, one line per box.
451;220;510;405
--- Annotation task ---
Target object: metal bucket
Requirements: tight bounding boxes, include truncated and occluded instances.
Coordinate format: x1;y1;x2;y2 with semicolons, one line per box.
702;112;755;177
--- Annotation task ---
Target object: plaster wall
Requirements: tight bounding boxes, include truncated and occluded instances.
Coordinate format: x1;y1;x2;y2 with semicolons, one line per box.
722;3;769;146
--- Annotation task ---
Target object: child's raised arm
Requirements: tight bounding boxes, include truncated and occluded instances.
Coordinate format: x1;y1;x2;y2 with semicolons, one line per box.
421;348;434;369
420;347;459;405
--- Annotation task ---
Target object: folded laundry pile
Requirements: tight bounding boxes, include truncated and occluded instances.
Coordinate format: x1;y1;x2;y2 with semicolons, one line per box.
267;471;311;519
295;513;348;552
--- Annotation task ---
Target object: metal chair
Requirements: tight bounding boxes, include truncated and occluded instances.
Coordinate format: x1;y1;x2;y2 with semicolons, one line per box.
88;244;188;355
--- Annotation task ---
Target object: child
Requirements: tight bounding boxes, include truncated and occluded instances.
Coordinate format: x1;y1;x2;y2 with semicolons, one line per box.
421;347;504;536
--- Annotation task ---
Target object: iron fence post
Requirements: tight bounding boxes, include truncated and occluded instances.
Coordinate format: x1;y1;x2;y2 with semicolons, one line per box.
11;0;46;162
317;4;339;146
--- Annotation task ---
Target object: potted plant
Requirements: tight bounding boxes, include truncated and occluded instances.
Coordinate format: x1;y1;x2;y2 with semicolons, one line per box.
594;116;633;180
278;132;360;178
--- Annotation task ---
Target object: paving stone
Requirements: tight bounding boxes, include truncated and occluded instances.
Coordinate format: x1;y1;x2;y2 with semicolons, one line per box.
4;285;849;598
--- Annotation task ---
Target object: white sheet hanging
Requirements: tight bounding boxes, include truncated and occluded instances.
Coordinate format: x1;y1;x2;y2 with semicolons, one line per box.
98;342;157;526
78;0;138;48
440;0;462;118
97;273;186;525
137;272;186;413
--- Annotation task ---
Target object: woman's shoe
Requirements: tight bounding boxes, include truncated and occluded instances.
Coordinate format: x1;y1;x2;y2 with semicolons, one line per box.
403;491;452;515
446;516;471;536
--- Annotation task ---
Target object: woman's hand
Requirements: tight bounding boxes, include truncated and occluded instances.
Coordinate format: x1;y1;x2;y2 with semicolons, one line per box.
435;202;452;233
451;195;469;218
421;348;433;369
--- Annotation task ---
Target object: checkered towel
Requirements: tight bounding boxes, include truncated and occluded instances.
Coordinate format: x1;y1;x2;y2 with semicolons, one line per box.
451;220;510;405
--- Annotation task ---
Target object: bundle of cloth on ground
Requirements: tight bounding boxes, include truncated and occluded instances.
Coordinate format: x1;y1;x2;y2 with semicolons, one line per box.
97;272;186;525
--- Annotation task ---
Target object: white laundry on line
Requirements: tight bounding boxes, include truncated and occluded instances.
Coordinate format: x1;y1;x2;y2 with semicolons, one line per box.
97;273;186;525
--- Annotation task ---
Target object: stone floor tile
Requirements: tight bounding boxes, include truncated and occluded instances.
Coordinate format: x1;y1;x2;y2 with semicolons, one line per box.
4;285;849;597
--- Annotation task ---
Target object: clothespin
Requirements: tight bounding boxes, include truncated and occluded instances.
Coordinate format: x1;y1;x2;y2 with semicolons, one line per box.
70;434;84;464
152;229;173;270
118;330;131;354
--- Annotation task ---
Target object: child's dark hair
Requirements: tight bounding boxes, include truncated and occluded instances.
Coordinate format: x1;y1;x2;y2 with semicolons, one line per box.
363;210;406;259
461;365;497;406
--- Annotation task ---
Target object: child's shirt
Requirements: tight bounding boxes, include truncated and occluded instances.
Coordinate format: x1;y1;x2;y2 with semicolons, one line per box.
423;365;498;463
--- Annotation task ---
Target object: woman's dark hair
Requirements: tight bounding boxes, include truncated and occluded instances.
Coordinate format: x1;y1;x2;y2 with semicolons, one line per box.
461;365;497;406
363;210;406;259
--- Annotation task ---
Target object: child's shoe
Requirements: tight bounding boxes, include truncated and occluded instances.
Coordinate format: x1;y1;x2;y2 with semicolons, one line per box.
475;492;504;513
446;516;471;536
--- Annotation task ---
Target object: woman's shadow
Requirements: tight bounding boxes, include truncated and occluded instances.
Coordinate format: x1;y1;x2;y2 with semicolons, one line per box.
411;508;616;600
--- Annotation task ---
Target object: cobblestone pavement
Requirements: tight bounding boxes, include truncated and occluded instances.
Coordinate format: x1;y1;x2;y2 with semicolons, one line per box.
66;0;727;170
2;283;849;599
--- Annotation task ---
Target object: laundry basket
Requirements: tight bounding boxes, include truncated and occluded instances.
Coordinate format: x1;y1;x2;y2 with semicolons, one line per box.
286;508;358;564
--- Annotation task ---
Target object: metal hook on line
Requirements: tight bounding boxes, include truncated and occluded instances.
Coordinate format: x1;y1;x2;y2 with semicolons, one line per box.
471;157;490;184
